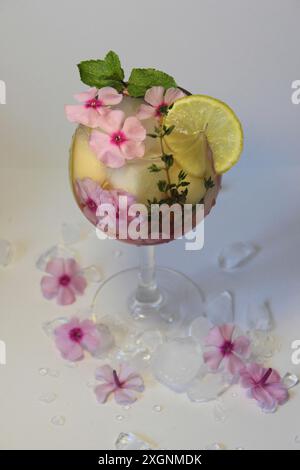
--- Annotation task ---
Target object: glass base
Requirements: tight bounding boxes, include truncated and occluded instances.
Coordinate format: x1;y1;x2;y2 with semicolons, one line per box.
93;267;204;336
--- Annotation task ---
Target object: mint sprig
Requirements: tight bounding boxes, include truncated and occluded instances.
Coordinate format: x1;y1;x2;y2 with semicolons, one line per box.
77;51;177;97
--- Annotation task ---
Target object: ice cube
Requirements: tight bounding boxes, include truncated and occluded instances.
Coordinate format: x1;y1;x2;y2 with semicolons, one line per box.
36;244;76;271
205;291;234;325
81;265;103;283
136;330;164;352
0;239;13;267
282;372;299;389
115;432;153;450
151;338;202;392
189;316;212;344
187;369;231;403
61;222;82;245
218;242;258;271
42;317;68;336
91;324;115;358
249;330;281;361
245;302;273;331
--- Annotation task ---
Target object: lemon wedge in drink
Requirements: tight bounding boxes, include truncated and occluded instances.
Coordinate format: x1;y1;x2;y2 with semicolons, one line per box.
164;95;243;175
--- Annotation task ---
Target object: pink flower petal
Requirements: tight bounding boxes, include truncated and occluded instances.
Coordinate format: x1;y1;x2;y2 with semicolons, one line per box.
97;87;123;105
56;286;76;306
89;131;111;159
164;87;185;105
40;276;59;299
70;274;87;295
65;105;102;128
204;325;226;347
203;349;223;370
265;383;288;405
266;369;281;384
63;258;79;277
83;206;98;226
244;363;265;383
80;321;101;353
121;141;145;159
136;104;156;120
224;353;245;375
232;335;251;357
122;117;146;141
100;148;125;168
74;87;98;102
251;385;276;409
114;388;138;405
56;339;84;361
95;383;115;403
144;86;165;106
124;376;145;392
98;110;125;133
219;324;235;342
95;364;115;383
45;258;65;277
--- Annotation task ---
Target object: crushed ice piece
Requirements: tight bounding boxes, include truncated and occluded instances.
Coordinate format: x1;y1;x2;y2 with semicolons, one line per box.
51;415;66;426
81;265;103;283
245;302;273;331
187;370;231;403
151;338;202;392
115;432;153;450
38;368;49;376
61;222;82;245
0;239;13;267
213;401;227;422
42;317;68;337
218;242;258;271
189;316;212;344
136;330;164;352
36;244;76;271
249;330;281;361
115;415;125;422
205;291;234;325
204;443;226;450
39;392;57;404
113;250;123;258
90;324;115;358
153;405;163;412
48;369;60;378
282;372;299;389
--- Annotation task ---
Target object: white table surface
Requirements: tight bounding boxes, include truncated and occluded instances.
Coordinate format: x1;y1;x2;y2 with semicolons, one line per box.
0;0;300;450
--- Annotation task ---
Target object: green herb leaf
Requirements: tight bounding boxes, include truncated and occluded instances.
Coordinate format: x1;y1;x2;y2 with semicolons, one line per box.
148;164;162;173
161;154;174;169
157;180;168;192
204;176;215;190
147;133;158;139
77;51;125;91
127;68;177;97
163;125;175;136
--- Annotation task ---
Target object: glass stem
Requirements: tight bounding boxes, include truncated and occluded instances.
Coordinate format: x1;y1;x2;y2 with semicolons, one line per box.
135;246;161;304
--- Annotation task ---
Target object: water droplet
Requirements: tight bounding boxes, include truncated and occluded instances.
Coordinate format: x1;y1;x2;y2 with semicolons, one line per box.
218;242;259;271
116;415;125;421
283;372;299;390
48;369;60;378
51;415;66;426
115;432;153;450
82;265;103;283
0;239;13;267
213;402;227;422
114;250;122;258
122;405;131;411
39;368;49;376
39;392;57;404
153;405;163;412
204;442;226;450
231;392;238;398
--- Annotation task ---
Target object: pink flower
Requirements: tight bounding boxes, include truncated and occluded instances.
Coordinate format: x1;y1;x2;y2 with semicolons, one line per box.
94;364;145;405
75;178;137;230
240;363;288;412
41;258;87;306
136;86;185;120
54;317;102;361
65;87;122;128
89;110;146;168
203;324;250;375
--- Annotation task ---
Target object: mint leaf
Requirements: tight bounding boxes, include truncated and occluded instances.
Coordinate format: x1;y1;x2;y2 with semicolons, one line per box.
104;50;124;81
127;68;177;97
77;51;125;91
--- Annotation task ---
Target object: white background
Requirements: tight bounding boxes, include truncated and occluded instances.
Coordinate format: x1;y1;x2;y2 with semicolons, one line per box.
0;0;300;450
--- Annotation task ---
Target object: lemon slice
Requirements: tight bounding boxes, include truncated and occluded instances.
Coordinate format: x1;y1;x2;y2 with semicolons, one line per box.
164;95;243;175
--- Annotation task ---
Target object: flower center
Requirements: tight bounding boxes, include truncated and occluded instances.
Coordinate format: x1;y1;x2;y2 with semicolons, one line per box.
110;131;127;146
69;327;84;343
59;274;71;287
85;98;102;109
156;102;168;116
221;340;234;356
86;198;97;212
113;369;123;388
